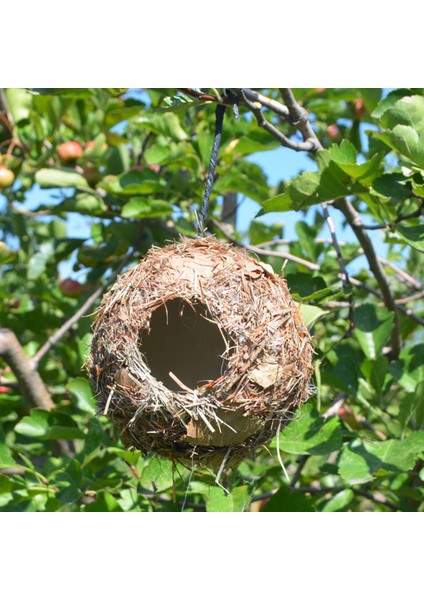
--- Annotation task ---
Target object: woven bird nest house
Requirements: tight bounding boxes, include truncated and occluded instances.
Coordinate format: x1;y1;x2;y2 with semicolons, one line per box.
88;237;314;470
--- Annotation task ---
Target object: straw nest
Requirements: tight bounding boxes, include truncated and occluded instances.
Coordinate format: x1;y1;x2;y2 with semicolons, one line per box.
87;237;314;470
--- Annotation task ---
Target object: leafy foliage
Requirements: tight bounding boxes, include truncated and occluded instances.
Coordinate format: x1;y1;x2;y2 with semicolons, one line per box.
0;88;423;512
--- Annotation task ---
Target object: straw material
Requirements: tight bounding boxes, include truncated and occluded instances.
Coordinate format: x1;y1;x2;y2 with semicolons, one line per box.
87;237;314;469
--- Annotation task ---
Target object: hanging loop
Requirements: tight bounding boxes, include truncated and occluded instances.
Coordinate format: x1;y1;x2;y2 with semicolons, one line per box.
197;102;227;236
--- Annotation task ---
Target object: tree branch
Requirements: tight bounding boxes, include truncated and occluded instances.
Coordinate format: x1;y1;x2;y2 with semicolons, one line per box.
279;88;322;151
239;89;316;152
334;199;402;358
242;89;289;119
0;329;54;410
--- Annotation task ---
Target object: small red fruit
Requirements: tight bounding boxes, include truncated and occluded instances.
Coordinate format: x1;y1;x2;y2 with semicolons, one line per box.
326;124;340;138
0;166;15;189
58;141;84;164
352;98;366;118
59;278;89;298
0;385;11;394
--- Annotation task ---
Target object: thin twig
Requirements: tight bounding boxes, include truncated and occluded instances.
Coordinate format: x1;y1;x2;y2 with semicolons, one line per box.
136;131;154;165
352;200;424;230
211;219;320;271
289;455;309;488
11;202;51;217
347;275;424;327
322;202;355;334
378;257;424;291
395;290;424;305
31;249;136;368
352;488;399;511
177;88;226;104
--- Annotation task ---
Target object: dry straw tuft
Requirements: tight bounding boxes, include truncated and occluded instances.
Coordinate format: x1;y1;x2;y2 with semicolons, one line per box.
87;237;314;470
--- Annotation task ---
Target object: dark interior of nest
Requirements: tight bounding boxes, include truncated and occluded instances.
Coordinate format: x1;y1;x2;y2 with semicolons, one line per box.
139;298;232;392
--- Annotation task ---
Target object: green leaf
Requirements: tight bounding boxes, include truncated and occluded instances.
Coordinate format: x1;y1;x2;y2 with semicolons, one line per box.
339;433;424;485
299;304;329;328
140;456;174;492
26;88;91;96
323;344;361;396
205;485;251;512
55;459;83;503
67;378;94;413
389;344;424;392
248;220;283;246
0;425;15;468
155;93;209;112
260;485;315;512
233;132;280;155
206;487;234;512
332;151;384;186
139;113;188;141
329;139;357;164
15;409;85;440
83;491;123;512
0;241;17;265
353;304;394;359
395;224;424;252
339;431;424;485
15;410;50;437
371;89;413;119
287;274;343;303
322;489;354;512
105;102;145;128
275;404;343;456
260;171;321;214
372;173;411;201
259;147;370;216
360;357;389;396
100;170;166;196
5;88;32;123
27;241;54;280
215;161;269;203
102;88;128;97
377;95;424;167
399;381;424;431
121;198;174;219
35;168;89;189
55;193;107;216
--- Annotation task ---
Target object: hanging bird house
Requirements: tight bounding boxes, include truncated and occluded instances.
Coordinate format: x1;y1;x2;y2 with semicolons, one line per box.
87;237;314;469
